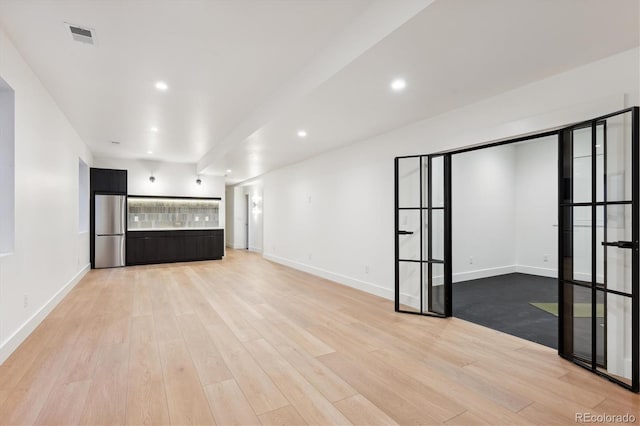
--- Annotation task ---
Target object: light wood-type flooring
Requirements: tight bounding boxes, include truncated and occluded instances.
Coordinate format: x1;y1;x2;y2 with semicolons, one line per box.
0;249;638;425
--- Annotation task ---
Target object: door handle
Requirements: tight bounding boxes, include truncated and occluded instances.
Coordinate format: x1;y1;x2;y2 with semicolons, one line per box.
397;230;414;235
601;240;635;249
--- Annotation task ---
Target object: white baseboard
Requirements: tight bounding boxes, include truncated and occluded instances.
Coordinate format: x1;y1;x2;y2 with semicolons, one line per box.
263;253;393;301
453;265;517;283
515;265;558;278
0;263;90;364
248;246;262;253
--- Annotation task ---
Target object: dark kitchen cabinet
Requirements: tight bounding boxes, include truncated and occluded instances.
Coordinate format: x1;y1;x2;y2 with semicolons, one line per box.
90;168;127;194
126;229;224;265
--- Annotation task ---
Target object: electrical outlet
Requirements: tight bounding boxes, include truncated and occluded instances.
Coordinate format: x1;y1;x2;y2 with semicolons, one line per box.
308;253;312;261
365;265;370;274
308;195;312;204
543;254;549;262
23;294;28;309
469;256;473;265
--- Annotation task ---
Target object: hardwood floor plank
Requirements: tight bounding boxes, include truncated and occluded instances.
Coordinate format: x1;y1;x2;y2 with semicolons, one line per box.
319;351;456;425
175;313;233;385
444;410;493;425
0;317;66;391
99;314;131;346
333;394;399;426
258;405;306;426
204;379;261;426
132;275;153;317
165;271;196;316
125;316;171;425
190;272;262;342
254;303;334;356
464;362;602;421
34;380;92;426
79;343;130;426
157;339;216;425
0;343;72;425
245;338;352;425
205;323;289;415
370;347;535;424
251;319;356;403
153;312;183;343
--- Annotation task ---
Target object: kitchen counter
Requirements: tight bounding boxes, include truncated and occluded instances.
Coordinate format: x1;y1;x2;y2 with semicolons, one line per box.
126;228;224;265
128;227;224;231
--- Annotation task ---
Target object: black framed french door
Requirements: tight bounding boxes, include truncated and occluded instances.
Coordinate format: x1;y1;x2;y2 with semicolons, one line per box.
394;154;452;317
558;106;639;391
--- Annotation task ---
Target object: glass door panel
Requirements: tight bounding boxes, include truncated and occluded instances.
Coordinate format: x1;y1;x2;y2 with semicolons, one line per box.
431;209;445;261
572;206;592;284
398;157;420;208
603;113;633;202
597;290;633;386
431;156;445;208
398;210;420;261
398;262;421;313
395;154;451;317
559;107;638;392
565;282;593;362
572;126;592;203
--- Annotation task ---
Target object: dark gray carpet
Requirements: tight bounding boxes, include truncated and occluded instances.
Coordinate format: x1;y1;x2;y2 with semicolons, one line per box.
452;273;604;360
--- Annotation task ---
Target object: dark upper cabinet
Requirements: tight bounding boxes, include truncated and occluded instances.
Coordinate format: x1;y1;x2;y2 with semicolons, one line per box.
90;168;127;194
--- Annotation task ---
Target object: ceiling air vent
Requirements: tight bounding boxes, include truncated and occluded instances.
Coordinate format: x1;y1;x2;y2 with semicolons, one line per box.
65;23;95;45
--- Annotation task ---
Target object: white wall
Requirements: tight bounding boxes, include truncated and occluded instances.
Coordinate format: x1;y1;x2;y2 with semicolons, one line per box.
514;136;558;277
78;158;89;233
262;47;639;301
452;144;518;282
0;26;93;363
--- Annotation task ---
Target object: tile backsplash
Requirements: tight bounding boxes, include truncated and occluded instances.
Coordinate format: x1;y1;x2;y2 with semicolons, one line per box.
128;198;220;230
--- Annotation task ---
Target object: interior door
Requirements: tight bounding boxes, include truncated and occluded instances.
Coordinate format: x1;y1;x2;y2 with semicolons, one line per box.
558;107;639;391
395;154;452;317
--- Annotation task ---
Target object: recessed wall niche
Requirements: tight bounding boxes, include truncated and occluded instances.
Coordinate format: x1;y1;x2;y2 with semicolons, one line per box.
0;76;15;254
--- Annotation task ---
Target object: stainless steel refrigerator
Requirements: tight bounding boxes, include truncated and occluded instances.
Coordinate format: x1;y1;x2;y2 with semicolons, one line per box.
94;194;126;268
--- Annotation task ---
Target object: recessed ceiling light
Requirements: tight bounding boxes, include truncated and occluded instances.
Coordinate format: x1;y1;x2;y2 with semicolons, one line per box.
390;78;407;92
226;169;232;173
111;140;120;145
150;126;158;132
154;81;168;91
147;150;153;154
297;130;307;138
595;144;601;148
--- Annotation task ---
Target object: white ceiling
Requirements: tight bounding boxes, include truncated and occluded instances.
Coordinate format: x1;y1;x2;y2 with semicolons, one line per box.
0;0;373;162
0;0;638;184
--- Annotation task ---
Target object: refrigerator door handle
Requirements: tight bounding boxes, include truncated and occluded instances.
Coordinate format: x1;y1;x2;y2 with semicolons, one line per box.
120;235;126;266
